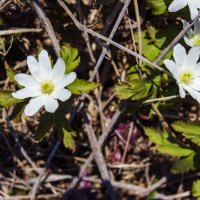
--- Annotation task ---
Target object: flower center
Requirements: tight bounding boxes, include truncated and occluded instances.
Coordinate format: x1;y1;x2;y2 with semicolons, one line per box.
191;34;200;45
179;71;193;85
41;81;55;94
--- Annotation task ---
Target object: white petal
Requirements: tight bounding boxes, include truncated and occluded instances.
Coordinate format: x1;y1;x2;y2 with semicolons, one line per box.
38;50;52;77
12;88;41;99
52;58;65;78
178;83;186;98
44;97;59;113
188;0;198;20
187;46;200;65
24;95;46;116
183;84;200;103
196;0;200;8
194;19;200;35
27;56;43;82
190;78;200;91
14;74;39;87
58;72;77;88
52;88;71;102
184;36;194;47
168;0;187;12
173;44;187;66
163;59;178;79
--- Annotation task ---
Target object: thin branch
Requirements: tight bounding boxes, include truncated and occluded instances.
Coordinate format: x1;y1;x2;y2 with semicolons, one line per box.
81;109;118;200
32;0;60;56
0;28;43;36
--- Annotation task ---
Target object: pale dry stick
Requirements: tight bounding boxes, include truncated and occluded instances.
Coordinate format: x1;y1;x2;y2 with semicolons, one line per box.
81;109;118;200
0;0;11;12
133;0;142;68
143;95;180;104
69;110;122;189
126;10;139;65
57;0;170;76
0;29;43;36
119;122;133;174
83;176;167;196
75;0;96;63
155;191;190;200
32;0;60;56
154;11;200;63
88;0;132;81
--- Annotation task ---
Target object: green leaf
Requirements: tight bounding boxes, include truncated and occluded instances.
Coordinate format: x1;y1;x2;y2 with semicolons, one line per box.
5;62;22;88
146;0;167;15
67;79;99;95
0;91;24;107
172;121;200;146
54;112;77;150
34;113;54;142
115;79;152;101
192;180;200;198
144;128;193;157
171;153;197;174
10;102;26;123
61;44;80;73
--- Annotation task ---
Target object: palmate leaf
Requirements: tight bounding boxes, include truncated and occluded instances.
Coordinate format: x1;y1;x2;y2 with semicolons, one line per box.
61;44;80;74
146;0;167;15
144;128;193;157
115;79;152;101
67;79;99;95
172;121;200;146
171;152;199;174
192;180;200;198
54;112;77;150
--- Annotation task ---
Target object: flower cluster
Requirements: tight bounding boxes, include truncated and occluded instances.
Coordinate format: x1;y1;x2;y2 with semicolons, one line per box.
165;0;200;103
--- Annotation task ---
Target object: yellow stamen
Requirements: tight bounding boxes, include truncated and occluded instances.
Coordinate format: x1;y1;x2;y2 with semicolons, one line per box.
41;81;54;94
179;71;193;85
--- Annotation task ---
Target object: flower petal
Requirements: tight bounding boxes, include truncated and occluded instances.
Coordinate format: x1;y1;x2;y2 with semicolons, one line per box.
14;74;39;87
188;0;198;20
178;83;186;98
52;58;65;79
194;19;200;35
58;72;77;88
183;84;200;102
38;50;52;77
173;44;187;66
12;88;41;99
190;78;200;91
44;97;59;113
187;46;200;66
168;0;187;12
24;95;46;116
184;36;194;47
52;88;71;102
163;59;178;79
27;56;43;82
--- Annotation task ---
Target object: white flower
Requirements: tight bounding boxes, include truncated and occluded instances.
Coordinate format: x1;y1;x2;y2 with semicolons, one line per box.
168;0;200;20
12;50;77;116
164;44;200;103
183;19;200;47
